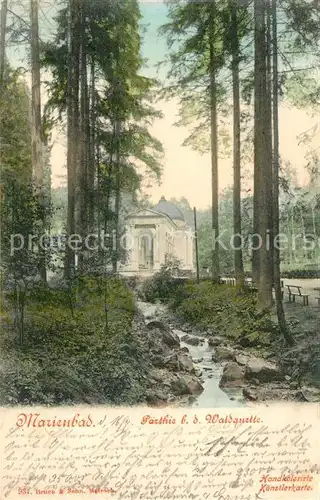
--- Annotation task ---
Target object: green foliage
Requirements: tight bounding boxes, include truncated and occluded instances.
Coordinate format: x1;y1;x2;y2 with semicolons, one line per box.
170;281;278;348
0;67;54;290
41;0;164;201
139;257;189;303
159;0;245;157
0;279;148;406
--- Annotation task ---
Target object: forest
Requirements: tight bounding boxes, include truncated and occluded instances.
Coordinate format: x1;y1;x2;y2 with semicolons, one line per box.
0;0;319;407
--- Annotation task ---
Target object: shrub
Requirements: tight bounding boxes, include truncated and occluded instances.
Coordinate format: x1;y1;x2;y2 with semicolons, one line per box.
139;257;192;303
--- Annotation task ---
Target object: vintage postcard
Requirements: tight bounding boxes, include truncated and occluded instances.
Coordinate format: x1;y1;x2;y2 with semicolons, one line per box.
0;0;319;498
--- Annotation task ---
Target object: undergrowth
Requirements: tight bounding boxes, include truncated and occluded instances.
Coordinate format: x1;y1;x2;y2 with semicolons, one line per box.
0;277;149;406
170;281;279;348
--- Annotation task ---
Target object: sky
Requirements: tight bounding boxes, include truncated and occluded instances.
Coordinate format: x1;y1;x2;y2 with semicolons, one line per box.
7;1;320;210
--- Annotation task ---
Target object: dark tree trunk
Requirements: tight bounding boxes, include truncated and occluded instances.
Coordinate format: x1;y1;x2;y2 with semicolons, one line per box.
112;120;121;275
30;0;46;281
231;1;244;289
271;0;294;345
254;0;273;311
209;4;219;283
65;0;80;278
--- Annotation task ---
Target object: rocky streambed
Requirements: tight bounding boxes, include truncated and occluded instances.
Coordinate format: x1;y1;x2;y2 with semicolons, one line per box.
136;300;320;407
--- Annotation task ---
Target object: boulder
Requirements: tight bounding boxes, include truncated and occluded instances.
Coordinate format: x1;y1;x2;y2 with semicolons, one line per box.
219;362;245;388
194;365;203;377
192;357;203;363
171;375;204;396
235;354;250;366
296;386;320;403
151;354;166;368
213;346;236;361
149;369;164;383
163;353;179;371
207;336;224;347
243;387;258;401
146;321;180;348
181;334;200;346
245;357;284;383
207;327;221;336
178;353;194;373
180;346;190;354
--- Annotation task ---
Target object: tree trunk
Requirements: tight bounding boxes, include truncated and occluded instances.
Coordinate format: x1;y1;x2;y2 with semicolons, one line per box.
65;0;80;278
30;0;46;281
252;4;261;287
112;120;121;275
266;0;273;285
231;1;244;289
88;56;96;232
0;0;8;91
209;4;219;283
97;144;101;242
271;0;294;345
78;7;89;270
254;0;273;311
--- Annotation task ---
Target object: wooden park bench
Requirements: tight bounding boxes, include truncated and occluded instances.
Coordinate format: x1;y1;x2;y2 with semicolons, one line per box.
286;285;309;306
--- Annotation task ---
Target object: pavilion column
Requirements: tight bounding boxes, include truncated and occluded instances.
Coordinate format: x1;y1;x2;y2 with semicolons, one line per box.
133;231;140;271
154;224;160;270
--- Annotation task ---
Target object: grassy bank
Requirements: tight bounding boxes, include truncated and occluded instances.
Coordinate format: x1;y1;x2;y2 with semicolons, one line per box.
0;277;149;406
169;281;279;350
140;273;278;349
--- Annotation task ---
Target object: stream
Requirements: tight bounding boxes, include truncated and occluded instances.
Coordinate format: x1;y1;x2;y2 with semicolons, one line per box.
138;301;244;408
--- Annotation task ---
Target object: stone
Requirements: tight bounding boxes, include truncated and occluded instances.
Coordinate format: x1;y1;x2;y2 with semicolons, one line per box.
171;375;204;396
194;365;202;377
245;357;284;383
213;346;236;361
296;386;320;402
235;354;250;366
151;355;166;368
180;346;190;354
207;336;224;347
163;353;179;371
251;378;260;386
243;387;258;401
290;381;299;389
181;334;200;346
178;353;194;373
146;321;180;348
219;362;245;388
192;357;203;363
149;369;164;382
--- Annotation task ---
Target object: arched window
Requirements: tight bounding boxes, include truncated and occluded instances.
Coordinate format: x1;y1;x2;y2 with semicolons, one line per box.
138;231;154;270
